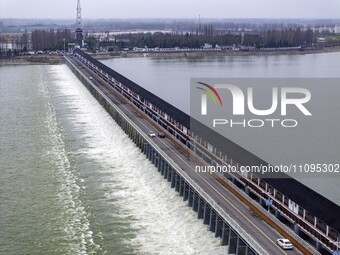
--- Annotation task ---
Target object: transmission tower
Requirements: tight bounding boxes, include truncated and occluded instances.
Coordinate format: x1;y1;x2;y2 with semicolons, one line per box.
75;0;84;48
76;0;82;28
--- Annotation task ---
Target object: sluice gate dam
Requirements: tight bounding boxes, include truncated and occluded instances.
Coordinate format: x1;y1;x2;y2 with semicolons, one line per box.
64;49;340;255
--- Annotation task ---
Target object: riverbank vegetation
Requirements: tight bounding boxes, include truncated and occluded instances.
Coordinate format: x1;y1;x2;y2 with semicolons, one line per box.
108;27;316;50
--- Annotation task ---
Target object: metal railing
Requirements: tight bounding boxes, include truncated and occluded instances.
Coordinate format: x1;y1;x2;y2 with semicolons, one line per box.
217;172;321;255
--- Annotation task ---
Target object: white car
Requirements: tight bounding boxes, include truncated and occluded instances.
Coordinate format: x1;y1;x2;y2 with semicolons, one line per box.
148;131;156;137
277;238;293;250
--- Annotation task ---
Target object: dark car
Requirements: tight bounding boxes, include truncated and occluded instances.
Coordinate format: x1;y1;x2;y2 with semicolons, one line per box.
158;132;165;138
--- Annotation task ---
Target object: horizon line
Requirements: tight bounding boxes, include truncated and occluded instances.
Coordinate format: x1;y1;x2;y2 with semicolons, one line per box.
2;17;340;21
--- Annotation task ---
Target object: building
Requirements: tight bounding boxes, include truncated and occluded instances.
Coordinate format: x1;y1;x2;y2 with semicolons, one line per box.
75;28;84;48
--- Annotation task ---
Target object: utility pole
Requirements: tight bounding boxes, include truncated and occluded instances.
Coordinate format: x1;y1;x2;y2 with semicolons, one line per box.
198;14;201;36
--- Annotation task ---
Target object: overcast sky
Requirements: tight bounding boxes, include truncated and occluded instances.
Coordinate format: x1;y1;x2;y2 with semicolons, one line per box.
0;0;340;20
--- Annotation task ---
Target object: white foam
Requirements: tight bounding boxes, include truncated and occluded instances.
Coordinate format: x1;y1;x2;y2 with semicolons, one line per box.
43;65;101;254
49;64;227;254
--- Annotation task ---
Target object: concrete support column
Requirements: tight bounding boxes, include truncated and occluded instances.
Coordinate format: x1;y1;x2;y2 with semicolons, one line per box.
179;179;184;197
175;174;180;192
209;210;216;232
236;238;247;255
167;166;172;182
203;203;211;225
160;160;165;175
139;137;144;151
221;222;230;246
157;157;162;172
171;170;176;188
132;131;136;144
149;146;152;161
183;183;189;201
215;215;222;238
197;197;204;219
163;163;168;179
193;192;198;212
151;151;156;165
236;237;240;255
135;132;139;145
228;229;238;255
144;144;148;157
147;145;151;159
188;187;194;207
143;143;147;155
150;149;154;163
153;152;157;166
245;246;250;255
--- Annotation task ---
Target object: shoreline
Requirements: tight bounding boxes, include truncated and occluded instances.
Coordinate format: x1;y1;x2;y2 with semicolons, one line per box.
0;55;64;66
97;46;340;59
1;46;340;65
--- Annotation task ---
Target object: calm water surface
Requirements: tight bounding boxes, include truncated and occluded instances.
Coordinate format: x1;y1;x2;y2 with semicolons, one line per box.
101;52;340;205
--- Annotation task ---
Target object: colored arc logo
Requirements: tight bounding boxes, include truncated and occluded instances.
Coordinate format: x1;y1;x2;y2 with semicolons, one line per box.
196;82;223;106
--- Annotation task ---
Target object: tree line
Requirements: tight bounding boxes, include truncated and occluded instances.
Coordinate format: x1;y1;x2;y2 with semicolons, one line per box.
0;33;30;56
0;26;318;54
31;29;72;51
262;28;314;48
1;29;74;56
109;27;316;49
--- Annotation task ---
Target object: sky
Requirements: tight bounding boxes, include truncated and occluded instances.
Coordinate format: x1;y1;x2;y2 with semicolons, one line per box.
0;0;340;20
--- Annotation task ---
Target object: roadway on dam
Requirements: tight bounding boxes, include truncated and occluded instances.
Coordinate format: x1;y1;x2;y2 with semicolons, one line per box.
66;55;302;255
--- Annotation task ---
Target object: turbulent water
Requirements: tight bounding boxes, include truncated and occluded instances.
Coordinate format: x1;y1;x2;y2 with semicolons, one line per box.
0;65;226;255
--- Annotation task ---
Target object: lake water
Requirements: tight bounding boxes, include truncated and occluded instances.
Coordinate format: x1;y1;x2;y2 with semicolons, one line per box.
0;52;339;254
101;52;340;205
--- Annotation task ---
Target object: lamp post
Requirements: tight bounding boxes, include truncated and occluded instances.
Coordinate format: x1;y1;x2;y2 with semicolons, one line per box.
63;38;66;55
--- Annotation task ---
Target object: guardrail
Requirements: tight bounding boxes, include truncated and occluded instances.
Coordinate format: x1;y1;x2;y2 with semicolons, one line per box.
217;172;320;255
